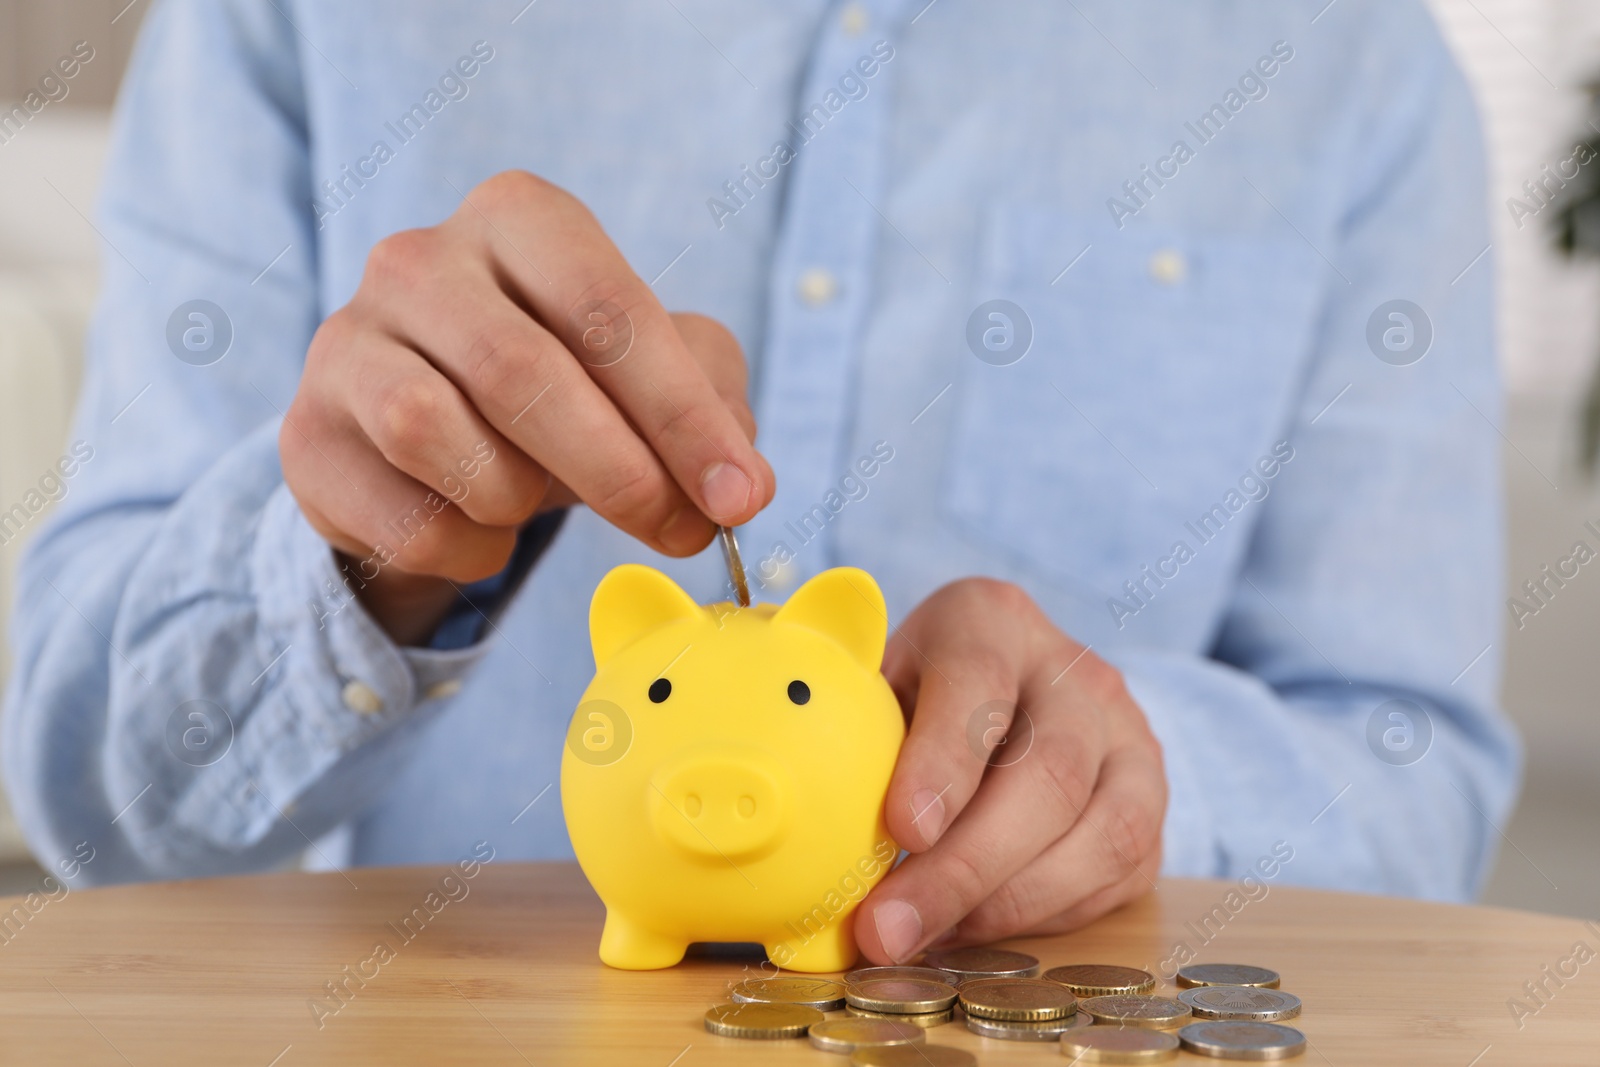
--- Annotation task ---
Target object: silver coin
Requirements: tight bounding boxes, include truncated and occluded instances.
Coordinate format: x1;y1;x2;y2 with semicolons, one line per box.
1176;964;1281;990
1178;986;1301;1022
846;965;959;988
808;1017;926;1053
1178;1021;1307;1060
731;976;847;1011
963;1011;1091;1041
718;525;750;607
919;946;1039;980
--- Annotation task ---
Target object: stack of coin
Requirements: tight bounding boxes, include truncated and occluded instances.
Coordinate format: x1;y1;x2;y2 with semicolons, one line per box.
1044;963;1157;997
845;965;960;986
957;976;1087;1041
845;977;959;1027
921;946;1040;981
1176;963;1281;990
730;976;847;1011
1079;993;1193;1030
1177;985;1301;1023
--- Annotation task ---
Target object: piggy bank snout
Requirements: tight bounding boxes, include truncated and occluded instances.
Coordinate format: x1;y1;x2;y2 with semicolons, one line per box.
650;753;789;862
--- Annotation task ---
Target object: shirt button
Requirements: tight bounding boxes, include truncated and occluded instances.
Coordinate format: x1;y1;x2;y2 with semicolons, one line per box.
341;681;384;715
797;267;839;306
764;558;800;595
424;679;463;702
1148;249;1187;285
841;2;868;35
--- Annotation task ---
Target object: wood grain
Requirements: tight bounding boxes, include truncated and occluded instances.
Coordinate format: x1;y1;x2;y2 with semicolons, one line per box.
0;861;1592;1064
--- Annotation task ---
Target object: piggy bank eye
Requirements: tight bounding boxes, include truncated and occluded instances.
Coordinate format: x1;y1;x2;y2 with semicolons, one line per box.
648;678;672;703
787;680;810;705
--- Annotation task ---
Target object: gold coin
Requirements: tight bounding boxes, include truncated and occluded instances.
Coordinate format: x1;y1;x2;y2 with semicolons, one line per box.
964;1011;1091;1041
848;1005;954;1028
1178;1021;1306;1060
808;1018;927;1053
1175;963;1281;990
846;978;960;1013
846;965;959;987
1060;1029;1180;1063
1178;986;1301;1022
703;1001;823;1038
1043;963;1157;997
1079;994;1192;1030
957;977;1077;1021
730;976;846;1010
921;946;1039;980
850;1044;977;1067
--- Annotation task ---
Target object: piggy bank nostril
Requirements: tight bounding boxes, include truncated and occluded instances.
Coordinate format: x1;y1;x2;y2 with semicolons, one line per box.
684;793;702;818
737;795;757;818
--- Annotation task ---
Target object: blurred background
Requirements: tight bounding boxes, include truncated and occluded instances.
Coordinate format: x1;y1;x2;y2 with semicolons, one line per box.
0;0;1596;917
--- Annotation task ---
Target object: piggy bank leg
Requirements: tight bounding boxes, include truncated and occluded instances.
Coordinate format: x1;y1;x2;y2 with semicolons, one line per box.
598;910;688;970
771;920;858;974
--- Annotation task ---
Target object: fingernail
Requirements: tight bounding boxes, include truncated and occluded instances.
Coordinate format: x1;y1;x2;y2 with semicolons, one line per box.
873;898;923;963
657;506;707;555
700;462;752;523
910;788;946;847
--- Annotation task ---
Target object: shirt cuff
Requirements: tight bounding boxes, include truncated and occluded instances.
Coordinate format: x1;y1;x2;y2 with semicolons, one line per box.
250;484;489;735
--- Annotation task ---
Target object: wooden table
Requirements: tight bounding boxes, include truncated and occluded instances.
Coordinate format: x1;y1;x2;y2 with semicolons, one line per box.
1;861;1594;1064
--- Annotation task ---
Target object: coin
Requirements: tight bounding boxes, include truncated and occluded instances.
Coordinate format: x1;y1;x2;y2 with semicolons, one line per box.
1060;1028;1180;1063
1044;964;1157;997
1178;1021;1307;1060
718;526;750;607
846;978;960;1013
848;1006;954;1028
920;946;1039;980
1079;994;1192;1030
957;977;1077;1021
808;1018;927;1053
846;965;959;987
730;976;847;1011
850;1045;977;1067
1176;964;1281;990
1178;986;1301;1022
703;1001;823;1038
964;1011;1091;1041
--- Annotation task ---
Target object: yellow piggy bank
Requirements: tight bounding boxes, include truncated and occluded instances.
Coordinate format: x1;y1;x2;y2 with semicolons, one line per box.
561;564;905;972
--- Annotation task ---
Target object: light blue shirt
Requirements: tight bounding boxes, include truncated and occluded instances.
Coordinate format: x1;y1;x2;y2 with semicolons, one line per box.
3;0;1519;899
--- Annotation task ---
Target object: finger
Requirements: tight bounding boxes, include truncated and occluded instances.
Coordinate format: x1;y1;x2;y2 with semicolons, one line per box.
326;325;554;527
939;743;1166;945
354;253;709;555
859;674;1110;963
461;172;773;524
879;585;1044;852
669;312;759;443
279;410;516;583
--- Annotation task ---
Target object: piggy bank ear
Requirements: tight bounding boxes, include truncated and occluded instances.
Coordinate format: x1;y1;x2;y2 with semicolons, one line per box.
771;567;887;671
590;564;704;666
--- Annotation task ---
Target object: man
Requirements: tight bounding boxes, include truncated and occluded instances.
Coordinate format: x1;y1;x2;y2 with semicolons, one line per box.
3;0;1517;965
